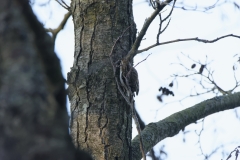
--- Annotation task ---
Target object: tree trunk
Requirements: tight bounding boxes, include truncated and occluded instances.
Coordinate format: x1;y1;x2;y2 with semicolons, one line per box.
67;0;136;159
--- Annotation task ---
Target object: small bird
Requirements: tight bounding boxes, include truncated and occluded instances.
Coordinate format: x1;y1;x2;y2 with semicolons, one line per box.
126;63;139;96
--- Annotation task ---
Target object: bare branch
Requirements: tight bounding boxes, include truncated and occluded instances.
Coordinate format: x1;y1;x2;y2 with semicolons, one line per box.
156;14;163;43
55;0;70;11
126;0;174;62
172;53;239;95
134;53;152;68
132;92;240;160
149;0;156;9
162;0;176;22
173;0;239;14
45;11;71;43
156;0;175;43
61;0;70;9
226;146;240;160
173;0;227;13
160;18;171;34
137;34;240;54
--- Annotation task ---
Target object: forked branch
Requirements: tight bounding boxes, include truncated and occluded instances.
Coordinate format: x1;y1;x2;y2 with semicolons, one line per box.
45;11;71;43
126;0;175;62
156;0;176;43
55;0;70;11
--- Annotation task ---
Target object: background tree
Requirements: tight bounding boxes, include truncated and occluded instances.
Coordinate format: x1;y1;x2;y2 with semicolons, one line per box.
0;0;92;159
1;0;240;160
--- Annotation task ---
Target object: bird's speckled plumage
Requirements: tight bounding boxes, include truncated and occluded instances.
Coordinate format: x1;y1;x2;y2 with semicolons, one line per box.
126;63;139;96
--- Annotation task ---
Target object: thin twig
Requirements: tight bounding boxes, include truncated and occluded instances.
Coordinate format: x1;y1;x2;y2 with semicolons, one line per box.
61;0;70;9
162;0;176;22
156;14;162;43
174;0;227;13
137;34;240;54
160;18;171;34
55;0;70;10
134;53;152;68
45;11;71;43
156;0;175;43
149;0;156;9
109;25;133;56
126;0;174;61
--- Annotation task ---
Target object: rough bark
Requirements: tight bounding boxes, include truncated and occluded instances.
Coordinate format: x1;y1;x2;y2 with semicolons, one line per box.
67;0;135;159
0;0;91;159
